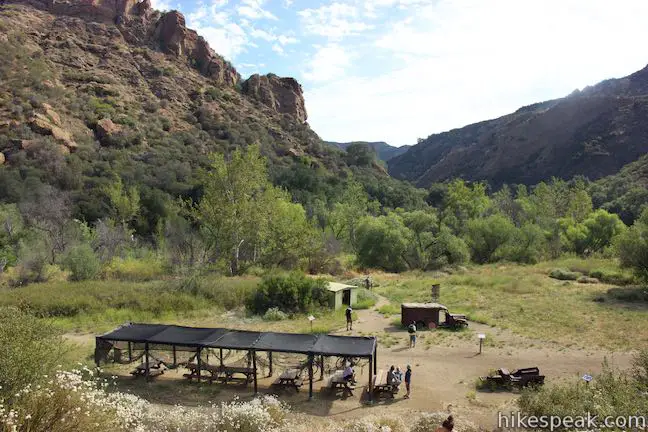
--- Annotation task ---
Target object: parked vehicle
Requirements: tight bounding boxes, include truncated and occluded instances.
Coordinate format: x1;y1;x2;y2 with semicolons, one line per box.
401;303;468;329
480;367;545;389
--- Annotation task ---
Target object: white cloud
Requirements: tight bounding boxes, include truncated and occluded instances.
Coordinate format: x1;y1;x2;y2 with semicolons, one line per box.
305;0;648;146
277;35;298;45
298;3;373;40
272;44;285;55
303;44;352;82
283;0;294;7
238;0;277;20
186;2;248;61
150;0;172;11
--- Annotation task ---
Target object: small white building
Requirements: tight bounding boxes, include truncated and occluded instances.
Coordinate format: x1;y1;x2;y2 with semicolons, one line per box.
326;282;358;310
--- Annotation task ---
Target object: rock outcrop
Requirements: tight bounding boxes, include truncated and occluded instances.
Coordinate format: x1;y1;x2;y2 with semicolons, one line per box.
95;118;121;144
28;106;78;151
9;0;239;87
153;11;239;86
242;74;308;123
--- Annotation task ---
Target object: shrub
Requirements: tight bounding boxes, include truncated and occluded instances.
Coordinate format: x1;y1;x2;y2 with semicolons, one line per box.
377;303;400;317
0;307;65;399
576;276;599;284
247;272;329;315
518;355;648;423
589;269;634;286
617;207;648;282
549;268;580;281
170;274;258;310
263;307;288;321
63;244;101;281
104;256;166;281
354;288;377;309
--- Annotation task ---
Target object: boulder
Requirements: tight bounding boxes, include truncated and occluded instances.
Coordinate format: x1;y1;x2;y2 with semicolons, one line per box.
242;74;308;123
41;103;61;126
95;118;121;143
28;115;77;150
0;152;5;165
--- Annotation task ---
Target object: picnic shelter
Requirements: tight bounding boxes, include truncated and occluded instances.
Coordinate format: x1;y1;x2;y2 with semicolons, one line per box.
95;323;378;399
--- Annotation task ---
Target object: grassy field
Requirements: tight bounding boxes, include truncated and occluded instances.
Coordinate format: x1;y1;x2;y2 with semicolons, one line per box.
373;258;648;350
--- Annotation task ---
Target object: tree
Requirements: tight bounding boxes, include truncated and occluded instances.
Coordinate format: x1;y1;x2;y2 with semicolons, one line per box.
441;180;490;234
344;142;375;167
328;179;372;249
561;209;626;255
0;204;25;271
502;223;547;264
193;146;278;275
263;196;319;269
617;207;648;282
466;214;516;263
103;178;140;228
355;214;412;272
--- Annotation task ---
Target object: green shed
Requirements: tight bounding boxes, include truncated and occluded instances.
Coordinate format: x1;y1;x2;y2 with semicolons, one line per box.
327;282;358;310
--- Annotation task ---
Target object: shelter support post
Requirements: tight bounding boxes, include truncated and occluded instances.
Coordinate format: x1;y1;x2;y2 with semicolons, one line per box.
219;349;223;367
268;352;273;377
253;351;258;394
128;342;132;362
173;346;177;366
368;355;373;402
145;342;150;381
197;347;202;383
308;354;314;400
320;355;324;380
206;349;209;364
374;345;377;374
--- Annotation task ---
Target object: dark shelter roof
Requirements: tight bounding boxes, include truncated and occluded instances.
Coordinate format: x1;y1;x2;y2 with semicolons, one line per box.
97;323;377;357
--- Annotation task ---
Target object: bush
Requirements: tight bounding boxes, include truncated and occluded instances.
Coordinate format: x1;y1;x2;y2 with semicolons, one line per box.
63;244;101;281
576;276;599;284
617;207;648;282
247;272;329;315
518;355;648;423
263;307;288;321
104;256;166;281
549;268;580;281
588;269;634;286
0;307;65;399
354;288;377;309
170;274;258;310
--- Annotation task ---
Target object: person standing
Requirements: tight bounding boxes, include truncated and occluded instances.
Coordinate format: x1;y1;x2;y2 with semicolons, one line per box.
408;321;417;348
345;306;353;331
404;365;412;398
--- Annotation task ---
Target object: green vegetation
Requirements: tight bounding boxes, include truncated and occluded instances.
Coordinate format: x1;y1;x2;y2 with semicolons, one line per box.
518;353;648;425
246;272;329;315
354;288;378;309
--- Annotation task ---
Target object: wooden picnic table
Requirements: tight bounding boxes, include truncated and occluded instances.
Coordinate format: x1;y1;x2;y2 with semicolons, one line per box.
183;363;256;384
372;369;398;399
329;370;354;397
272;369;303;391
130;360;165;378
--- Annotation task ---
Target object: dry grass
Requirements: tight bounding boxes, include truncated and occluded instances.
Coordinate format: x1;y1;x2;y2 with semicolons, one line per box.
374;258;648;350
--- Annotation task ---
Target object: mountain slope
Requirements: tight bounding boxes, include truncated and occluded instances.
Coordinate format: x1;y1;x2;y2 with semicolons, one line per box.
325;141;410;162
0;1;366;233
388;65;648;187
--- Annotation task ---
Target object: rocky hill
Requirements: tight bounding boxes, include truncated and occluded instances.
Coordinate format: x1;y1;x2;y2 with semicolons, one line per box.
325;141;410;162
388;65;648;188
0;0;372;232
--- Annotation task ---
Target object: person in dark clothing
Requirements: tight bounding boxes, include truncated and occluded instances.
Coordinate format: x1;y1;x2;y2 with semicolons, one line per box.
435;415;454;432
345;306;353;331
404;365;412;398
408;321;417;348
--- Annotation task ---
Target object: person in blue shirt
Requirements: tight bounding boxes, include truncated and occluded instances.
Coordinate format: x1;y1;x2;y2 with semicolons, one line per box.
404;365;412;398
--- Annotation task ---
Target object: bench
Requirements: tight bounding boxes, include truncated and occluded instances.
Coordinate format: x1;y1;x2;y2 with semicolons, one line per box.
372;369;398;398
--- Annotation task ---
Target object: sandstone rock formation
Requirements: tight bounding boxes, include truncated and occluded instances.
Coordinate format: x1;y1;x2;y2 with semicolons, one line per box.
9;0;239;86
95;118;121;144
28;106;77;151
242;74;307;123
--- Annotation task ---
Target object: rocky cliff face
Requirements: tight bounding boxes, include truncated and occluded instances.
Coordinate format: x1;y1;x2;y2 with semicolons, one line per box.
8;0;240;87
242;74;308;123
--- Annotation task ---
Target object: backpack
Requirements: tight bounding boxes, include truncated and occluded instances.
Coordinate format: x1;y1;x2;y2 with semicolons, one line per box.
408;324;416;334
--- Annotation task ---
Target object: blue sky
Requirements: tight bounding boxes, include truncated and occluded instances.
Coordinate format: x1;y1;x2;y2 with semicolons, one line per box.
151;0;648;147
